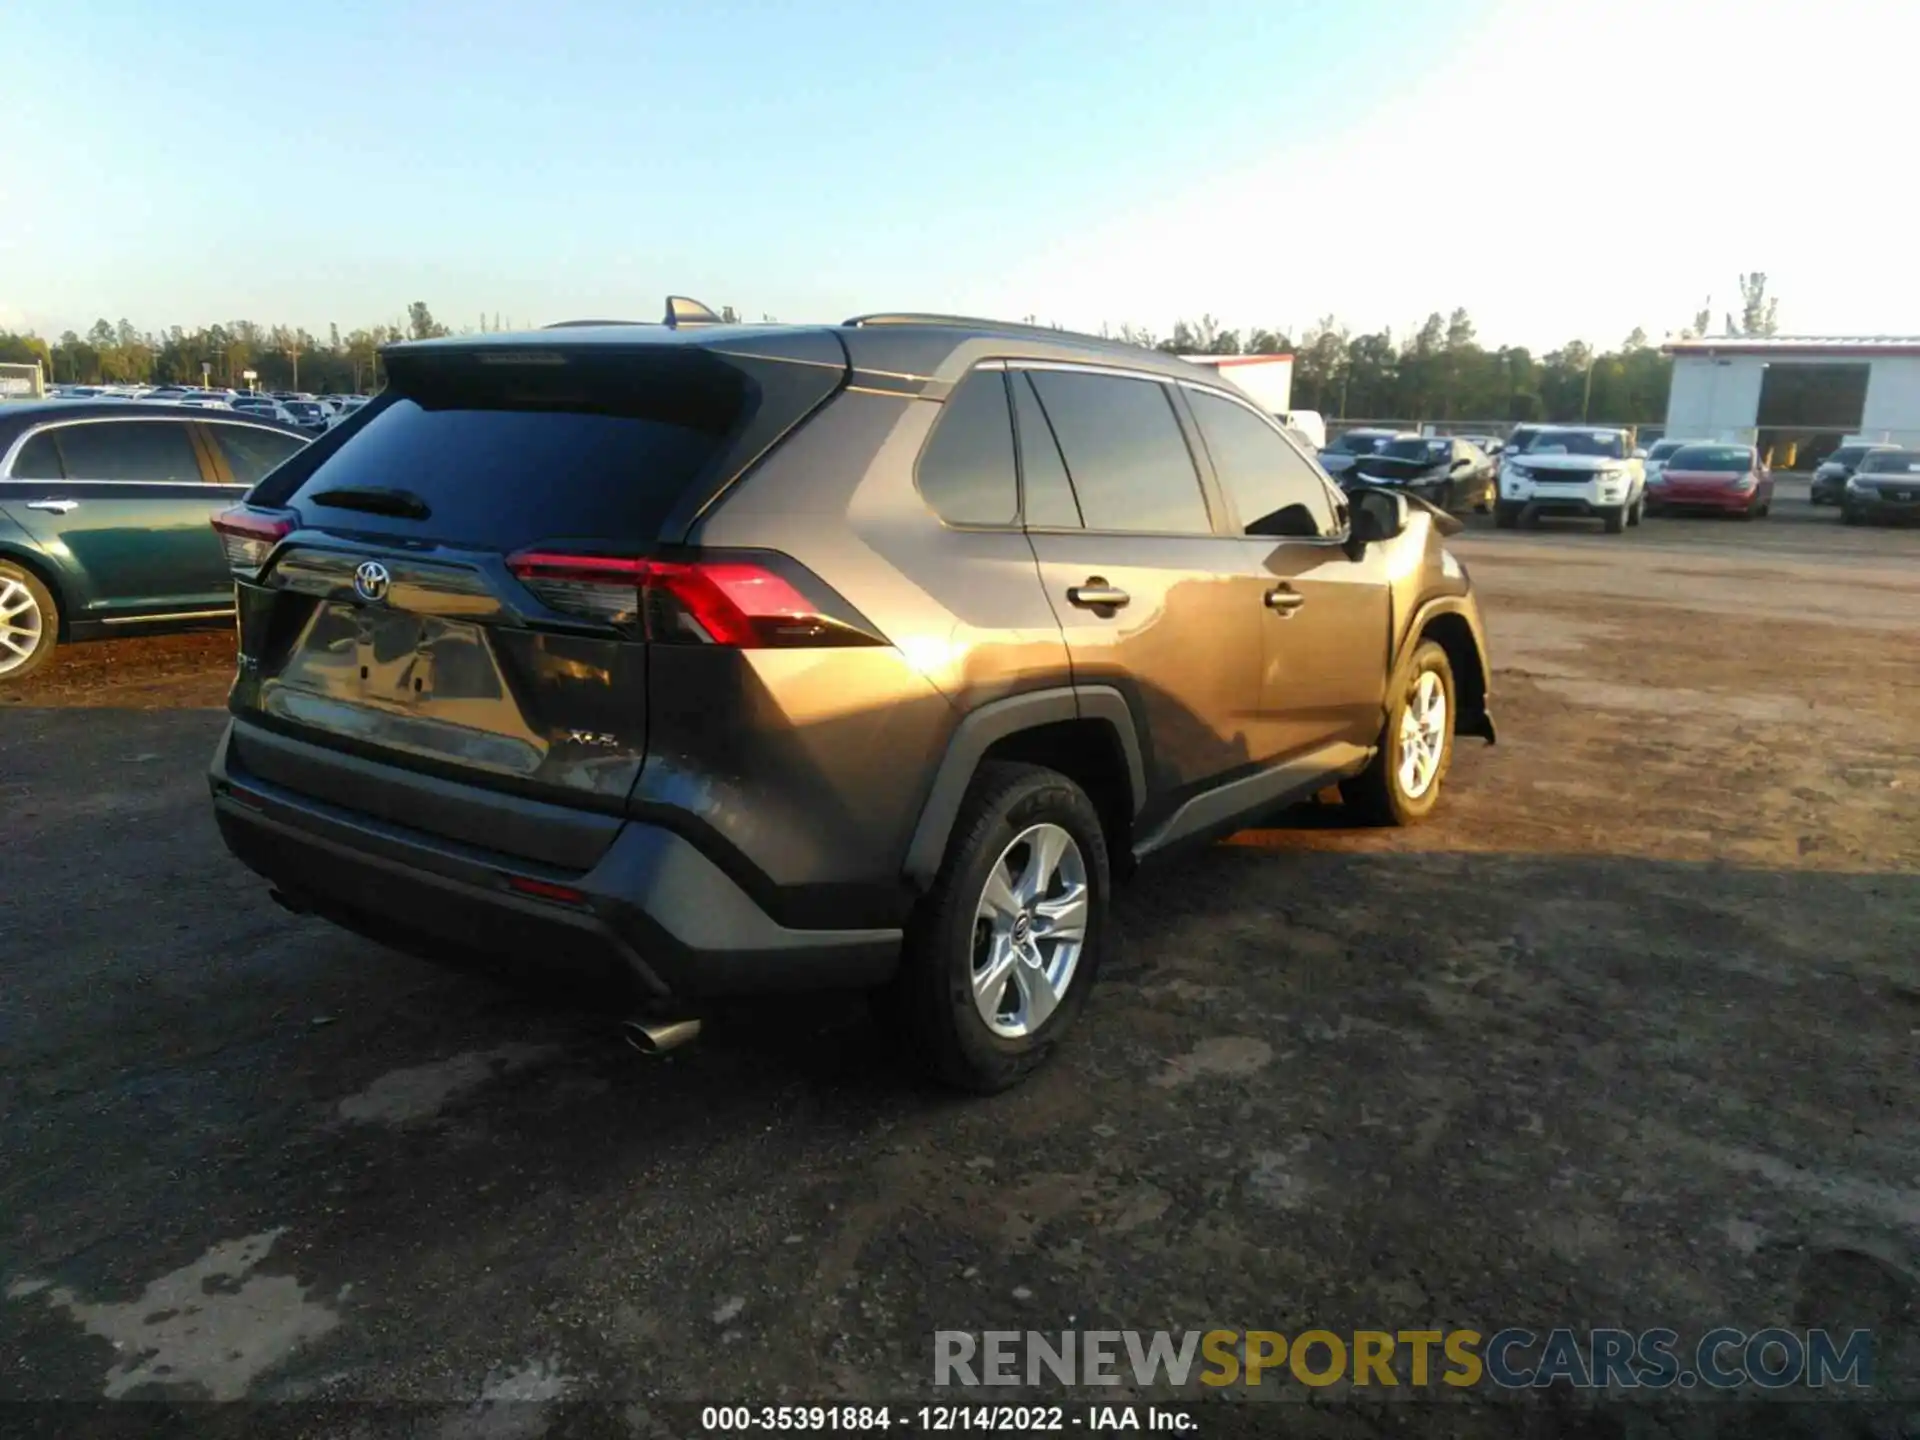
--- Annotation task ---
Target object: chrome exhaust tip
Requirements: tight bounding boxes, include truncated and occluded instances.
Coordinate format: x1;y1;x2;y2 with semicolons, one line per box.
620;1016;702;1056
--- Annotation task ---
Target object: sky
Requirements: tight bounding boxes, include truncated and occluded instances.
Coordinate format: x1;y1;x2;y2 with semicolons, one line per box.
4;0;1915;353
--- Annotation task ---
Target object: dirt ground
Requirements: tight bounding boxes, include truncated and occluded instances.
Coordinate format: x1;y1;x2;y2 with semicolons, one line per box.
2;480;1916;1438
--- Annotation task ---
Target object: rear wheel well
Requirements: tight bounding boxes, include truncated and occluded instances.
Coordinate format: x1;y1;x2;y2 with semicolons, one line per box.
0;548;68;642
1419;611;1485;722
979;719;1135;872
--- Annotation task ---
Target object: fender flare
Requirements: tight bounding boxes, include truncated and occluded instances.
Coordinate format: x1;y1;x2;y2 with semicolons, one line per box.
901;684;1147;887
1400;594;1496;743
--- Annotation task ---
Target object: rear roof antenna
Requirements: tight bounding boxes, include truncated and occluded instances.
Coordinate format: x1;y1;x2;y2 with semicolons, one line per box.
663;296;724;330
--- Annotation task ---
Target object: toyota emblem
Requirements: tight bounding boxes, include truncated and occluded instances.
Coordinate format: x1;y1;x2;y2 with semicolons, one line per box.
352;560;392;603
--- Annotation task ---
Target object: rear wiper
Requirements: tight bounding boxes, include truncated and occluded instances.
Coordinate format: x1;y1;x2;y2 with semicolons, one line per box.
309;486;431;520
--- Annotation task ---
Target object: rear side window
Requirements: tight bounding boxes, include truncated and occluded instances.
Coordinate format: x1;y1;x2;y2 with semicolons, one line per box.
10;432;63;479
915;371;1018;526
1187;390;1337;538
1026;370;1211;534
268;351;749;548
208;423;306;485
47;420;203;481
1010;372;1082;528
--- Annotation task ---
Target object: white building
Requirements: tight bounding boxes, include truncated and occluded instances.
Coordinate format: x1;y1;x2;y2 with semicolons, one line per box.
1663;336;1920;449
1175;354;1294;415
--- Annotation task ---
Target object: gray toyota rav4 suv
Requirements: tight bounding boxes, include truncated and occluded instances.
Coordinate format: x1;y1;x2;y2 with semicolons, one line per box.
208;301;1495;1092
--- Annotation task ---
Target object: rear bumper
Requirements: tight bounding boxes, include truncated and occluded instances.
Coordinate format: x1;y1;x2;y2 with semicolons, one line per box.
209;722;902;1000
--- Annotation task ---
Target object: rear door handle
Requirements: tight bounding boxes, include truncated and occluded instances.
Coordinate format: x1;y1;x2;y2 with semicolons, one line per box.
1067;581;1130;610
24;500;79;514
1265;586;1306;613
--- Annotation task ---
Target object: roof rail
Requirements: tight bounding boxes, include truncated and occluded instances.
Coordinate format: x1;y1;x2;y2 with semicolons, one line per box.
664;296;725;330
543;319;645;329
843;312;1120;347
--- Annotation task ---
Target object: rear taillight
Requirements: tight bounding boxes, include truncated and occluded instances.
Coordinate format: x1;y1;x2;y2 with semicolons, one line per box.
211;506;295;577
503;552;648;624
505;550;881;649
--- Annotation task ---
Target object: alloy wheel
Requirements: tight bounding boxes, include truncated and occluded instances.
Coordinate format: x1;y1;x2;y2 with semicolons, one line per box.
0;577;44;676
969;822;1089;1039
1397;670;1448;800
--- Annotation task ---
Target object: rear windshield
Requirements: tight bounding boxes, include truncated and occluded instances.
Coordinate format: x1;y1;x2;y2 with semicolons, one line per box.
1830;446;1876;465
1860;449;1920;474
262;349;749;548
1648;440;1686;460
1668;445;1753;472
1325;432;1390;455
1527;429;1627;459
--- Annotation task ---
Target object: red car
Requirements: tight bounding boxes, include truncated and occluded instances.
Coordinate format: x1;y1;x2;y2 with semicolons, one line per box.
1644;442;1773;518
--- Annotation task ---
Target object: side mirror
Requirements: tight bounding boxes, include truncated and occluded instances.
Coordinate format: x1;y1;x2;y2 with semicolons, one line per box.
1347;489;1409;552
1632;447;1648;459
1451;457;1471;471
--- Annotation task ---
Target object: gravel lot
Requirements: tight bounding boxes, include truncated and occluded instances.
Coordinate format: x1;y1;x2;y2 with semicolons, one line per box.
3;481;1916;1437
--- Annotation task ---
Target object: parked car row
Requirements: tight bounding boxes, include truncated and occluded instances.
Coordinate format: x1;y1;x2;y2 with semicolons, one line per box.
1809;442;1920;524
42;384;372;432
1491;426;1918;529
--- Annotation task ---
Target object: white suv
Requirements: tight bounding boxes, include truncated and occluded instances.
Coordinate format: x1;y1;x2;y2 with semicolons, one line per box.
1494;426;1645;533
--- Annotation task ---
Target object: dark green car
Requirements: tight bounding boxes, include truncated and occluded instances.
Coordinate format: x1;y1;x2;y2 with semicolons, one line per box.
0;400;309;682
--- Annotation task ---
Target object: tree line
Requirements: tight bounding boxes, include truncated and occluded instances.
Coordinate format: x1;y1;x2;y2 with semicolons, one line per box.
4;275;1782;424
1097;275;1781;425
0;302;460;395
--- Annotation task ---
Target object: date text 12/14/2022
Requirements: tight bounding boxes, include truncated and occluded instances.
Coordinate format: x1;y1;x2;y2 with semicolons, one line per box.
699;1405;1197;1431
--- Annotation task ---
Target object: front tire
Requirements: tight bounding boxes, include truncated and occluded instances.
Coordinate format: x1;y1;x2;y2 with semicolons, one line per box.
1342;641;1457;827
1627;495;1644;527
883;761;1111;1093
1494;501;1521;529
1602;503;1627;534
0;562;58;684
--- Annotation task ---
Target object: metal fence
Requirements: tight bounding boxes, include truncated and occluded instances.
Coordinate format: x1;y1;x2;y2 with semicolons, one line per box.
1323;418;1659;446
